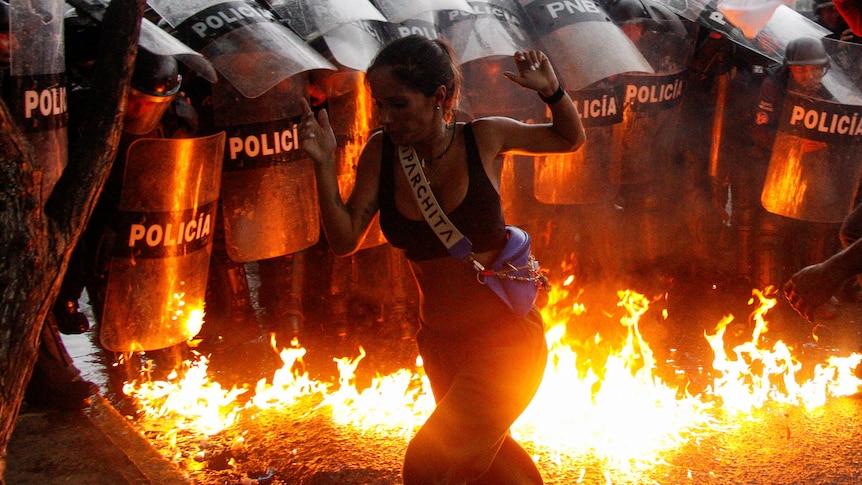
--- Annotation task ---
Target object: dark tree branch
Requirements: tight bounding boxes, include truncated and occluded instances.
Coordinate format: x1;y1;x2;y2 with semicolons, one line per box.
0;1;146;482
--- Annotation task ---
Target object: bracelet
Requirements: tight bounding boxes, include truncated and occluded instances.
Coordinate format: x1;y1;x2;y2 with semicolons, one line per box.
539;84;566;105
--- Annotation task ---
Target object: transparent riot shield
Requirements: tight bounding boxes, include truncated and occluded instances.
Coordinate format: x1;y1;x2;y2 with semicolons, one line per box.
214;77;320;262
373;0;471;23
821;37;862;106
381;9;442;40
139;17;218;83
265;0;387;71
610;19;694;185
761;93;862;223
443;0;543;120
265;0;386;40
320;20;390;71
100;132;225;352
651;0;829;63
149;0;335;98
438;0;536;65
6;0;67;203
518;0;652;91
534;81;623;204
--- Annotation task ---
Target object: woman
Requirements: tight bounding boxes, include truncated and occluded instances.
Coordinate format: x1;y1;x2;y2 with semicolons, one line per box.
300;35;585;484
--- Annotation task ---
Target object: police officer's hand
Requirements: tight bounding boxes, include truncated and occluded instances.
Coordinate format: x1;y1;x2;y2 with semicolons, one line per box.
503;50;560;98
840;28;859;43
783;262;845;322
299;98;337;167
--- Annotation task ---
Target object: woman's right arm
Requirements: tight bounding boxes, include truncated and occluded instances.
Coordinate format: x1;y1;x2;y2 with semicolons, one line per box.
299;99;381;256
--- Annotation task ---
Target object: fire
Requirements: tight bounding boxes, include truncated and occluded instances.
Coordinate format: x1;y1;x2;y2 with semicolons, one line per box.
122;354;247;436
515;288;717;470
122;280;862;477
249;336;327;410
322;349;434;437
705;287;862;411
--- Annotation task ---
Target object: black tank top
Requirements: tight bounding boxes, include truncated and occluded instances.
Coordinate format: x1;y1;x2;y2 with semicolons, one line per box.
379;122;507;261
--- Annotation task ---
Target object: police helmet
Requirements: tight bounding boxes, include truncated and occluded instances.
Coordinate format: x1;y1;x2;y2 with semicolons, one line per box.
605;0;685;34
605;0;650;22
131;48;181;97
784;37;829;67
124;48;181;135
605;0;676;21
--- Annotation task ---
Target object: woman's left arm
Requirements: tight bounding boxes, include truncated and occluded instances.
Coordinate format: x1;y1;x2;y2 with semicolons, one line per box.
489;50;586;153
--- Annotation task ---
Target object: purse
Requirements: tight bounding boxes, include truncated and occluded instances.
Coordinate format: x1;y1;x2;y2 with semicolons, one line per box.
397;145;549;316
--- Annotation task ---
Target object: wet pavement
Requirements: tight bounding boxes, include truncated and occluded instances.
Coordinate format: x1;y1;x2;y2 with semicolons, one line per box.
7;394;189;485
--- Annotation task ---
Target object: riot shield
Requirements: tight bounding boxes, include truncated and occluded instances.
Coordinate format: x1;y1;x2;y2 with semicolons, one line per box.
66;0;219;83
265;0;387;71
265;0;386;40
139;17;218;83
100;132;225;352
373;0;472;23
821;37;862;106
438;0;536;64
443;0;543;120
149;0;335;98
651;0;829;63
761;91;862;223
214;77;320;262
518;0;652;91
6;0;67;203
380;9;442;40
319;20;390;71
534;80;623;204
610;19;694;185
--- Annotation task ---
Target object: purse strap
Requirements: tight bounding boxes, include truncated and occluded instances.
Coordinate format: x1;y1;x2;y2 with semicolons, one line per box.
397;144;548;290
396;144;474;260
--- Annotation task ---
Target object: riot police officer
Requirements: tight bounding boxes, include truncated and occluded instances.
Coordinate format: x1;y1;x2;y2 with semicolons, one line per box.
751;37;841;296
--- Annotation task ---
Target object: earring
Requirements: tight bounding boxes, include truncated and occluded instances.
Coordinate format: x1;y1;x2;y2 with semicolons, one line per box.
435;106;441;110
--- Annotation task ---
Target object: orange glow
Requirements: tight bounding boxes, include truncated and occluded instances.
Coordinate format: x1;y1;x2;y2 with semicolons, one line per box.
122;353;247;436
331;72;386;248
165;140;207;344
515;290;717;470
761;133;828;219
124;280;862;476
335;72;371;198
534;149;611;205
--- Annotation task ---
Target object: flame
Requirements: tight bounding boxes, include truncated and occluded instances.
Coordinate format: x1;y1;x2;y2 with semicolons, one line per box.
322;349;434;437
122;354;247;436
123;280;862;476
249;336;327;410
705;287;862;411
515;288;717;472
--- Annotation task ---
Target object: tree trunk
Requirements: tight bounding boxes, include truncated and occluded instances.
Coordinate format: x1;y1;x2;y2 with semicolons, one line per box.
0;1;145;482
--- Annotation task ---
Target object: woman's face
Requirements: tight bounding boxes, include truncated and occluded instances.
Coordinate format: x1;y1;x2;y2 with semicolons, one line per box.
367;66;438;146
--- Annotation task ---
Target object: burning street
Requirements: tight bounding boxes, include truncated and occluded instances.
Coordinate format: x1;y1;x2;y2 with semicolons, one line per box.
105;281;862;485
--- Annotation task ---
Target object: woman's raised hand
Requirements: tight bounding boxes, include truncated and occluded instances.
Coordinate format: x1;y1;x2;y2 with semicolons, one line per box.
298;98;338;167
503;50;559;97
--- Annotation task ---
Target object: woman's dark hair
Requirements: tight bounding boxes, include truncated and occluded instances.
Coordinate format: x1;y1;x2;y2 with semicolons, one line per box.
368;35;461;117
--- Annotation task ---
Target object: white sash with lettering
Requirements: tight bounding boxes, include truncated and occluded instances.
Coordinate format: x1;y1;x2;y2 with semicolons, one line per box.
396;145;474;259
